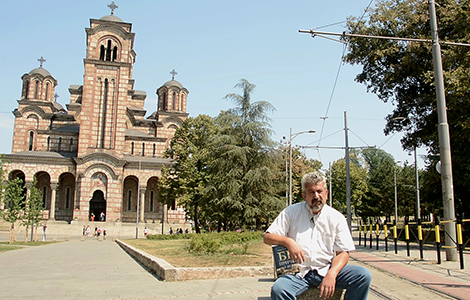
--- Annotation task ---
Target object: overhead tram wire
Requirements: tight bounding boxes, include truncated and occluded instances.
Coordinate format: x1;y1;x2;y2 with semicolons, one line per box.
312;0;377;162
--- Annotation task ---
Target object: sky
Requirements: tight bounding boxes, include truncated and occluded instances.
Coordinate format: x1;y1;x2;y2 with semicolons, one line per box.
0;0;427;169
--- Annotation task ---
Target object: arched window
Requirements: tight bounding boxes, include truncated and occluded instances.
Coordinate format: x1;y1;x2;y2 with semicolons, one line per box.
162;93;167;110
131;142;134;155
142;143;145;156
34;81;39;99
47;136;50;151
180;94;184;111
112;46;118;62
172;92;176;110
127;190;132;211
153;143;156;156
28;131;34;151
100;45;105;60
70;138;73;152
150;191;154;212
58;137;62;152
24;80;30;99
106;40;112;61
45;83;49;101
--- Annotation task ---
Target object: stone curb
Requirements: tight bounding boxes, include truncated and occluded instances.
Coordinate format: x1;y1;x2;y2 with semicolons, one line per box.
115;239;273;281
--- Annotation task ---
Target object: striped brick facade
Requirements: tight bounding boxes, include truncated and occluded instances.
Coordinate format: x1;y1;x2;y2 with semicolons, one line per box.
3;12;188;225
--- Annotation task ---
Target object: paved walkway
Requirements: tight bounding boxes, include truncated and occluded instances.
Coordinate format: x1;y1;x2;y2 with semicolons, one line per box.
0;231;468;299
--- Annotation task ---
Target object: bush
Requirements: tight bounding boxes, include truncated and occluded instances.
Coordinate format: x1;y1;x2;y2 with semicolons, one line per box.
187;231;264;254
146;233;194;240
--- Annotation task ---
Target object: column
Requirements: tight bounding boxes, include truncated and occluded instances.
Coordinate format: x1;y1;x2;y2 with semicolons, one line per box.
139;188;146;222
49;183;58;220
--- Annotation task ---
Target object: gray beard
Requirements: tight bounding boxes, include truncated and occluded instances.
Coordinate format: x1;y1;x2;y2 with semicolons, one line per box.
309;200;324;212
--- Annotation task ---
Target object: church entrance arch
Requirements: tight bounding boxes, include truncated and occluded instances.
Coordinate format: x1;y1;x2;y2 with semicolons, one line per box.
89;190;106;222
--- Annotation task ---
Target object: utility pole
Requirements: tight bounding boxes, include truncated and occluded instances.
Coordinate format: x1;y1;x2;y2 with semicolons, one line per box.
299;0;458;260
344;111;352;229
428;0;457;260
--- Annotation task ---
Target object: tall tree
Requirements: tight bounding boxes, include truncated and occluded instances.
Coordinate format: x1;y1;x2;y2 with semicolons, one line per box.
291;147;322;204
210;79;283;230
2;178;25;244
159;115;220;234
329;158;368;216
344;0;470;218
22;177;44;242
359;148;396;220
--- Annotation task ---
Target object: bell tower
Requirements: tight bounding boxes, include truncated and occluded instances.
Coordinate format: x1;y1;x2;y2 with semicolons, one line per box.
77;2;145;157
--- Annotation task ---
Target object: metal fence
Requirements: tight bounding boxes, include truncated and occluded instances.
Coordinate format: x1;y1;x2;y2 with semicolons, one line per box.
357;217;470;269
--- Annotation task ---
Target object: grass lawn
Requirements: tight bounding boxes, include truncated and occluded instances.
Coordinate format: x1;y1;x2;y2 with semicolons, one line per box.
123;238;274;268
0;241;58;253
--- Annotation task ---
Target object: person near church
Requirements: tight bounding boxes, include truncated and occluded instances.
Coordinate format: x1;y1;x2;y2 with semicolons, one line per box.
264;171;371;300
103;228;107;240
97;227;101;237
91;213;95;222
42;224;47;241
86;225;91;237
100;211;105;222
169;227;174;235
144;227;148;237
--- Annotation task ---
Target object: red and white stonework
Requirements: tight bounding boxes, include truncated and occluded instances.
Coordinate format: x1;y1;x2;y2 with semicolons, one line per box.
4;10;188;226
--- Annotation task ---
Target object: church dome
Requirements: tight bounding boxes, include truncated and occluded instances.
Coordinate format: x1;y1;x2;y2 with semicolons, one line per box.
29;67;51;77
163;79;184;89
100;14;124;22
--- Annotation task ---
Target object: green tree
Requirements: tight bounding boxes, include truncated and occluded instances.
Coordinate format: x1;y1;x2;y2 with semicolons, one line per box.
329;158;368;216
210;79;283;230
22;177;44;242
159;115;220;234
291;147;322;204
2;178;25;244
344;0;470;219
359;148;395;220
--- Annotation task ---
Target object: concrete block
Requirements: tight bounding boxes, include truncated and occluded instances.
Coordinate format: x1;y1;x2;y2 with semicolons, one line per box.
298;288;344;300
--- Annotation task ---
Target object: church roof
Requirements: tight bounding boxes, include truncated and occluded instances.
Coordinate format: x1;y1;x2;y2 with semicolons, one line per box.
163;79;184;89
100;14;124;22
29;67;51;77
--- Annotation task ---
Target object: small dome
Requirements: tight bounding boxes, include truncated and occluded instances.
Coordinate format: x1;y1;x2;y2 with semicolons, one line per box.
100;14;124;22
29;67;51;77
163;80;183;89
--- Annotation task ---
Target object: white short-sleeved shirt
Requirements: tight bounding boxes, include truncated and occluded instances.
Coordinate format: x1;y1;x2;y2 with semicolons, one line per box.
267;202;355;277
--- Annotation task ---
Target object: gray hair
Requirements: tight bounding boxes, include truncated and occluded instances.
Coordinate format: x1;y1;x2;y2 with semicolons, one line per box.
301;171;326;192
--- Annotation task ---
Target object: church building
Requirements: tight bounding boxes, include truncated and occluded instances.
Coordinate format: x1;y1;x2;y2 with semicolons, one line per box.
3;3;188;226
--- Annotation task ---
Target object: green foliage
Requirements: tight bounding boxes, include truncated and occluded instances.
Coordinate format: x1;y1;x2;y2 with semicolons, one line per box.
3;178;25;244
187;231;264;254
209;79;283;230
329;157;368;215
158;114;220;233
344;0;470;219
146;233;194;240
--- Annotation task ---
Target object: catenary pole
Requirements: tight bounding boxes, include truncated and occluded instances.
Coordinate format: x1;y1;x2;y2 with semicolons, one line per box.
428;0;457;260
299;0;458;260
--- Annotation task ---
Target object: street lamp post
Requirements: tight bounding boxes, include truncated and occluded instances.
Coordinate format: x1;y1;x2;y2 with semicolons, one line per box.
288;128;316;206
394;160;401;254
394;160;401;226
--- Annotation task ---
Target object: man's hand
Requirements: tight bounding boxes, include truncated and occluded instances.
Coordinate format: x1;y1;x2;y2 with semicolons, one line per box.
318;273;336;298
286;239;305;264
264;233;305;264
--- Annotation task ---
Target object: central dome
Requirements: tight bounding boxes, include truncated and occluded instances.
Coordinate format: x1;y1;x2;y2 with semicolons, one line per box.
100;14;124;22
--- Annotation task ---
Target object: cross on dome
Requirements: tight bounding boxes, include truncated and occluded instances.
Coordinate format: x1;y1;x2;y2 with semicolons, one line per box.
108;1;118;15
170;69;177;80
38;56;46;68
